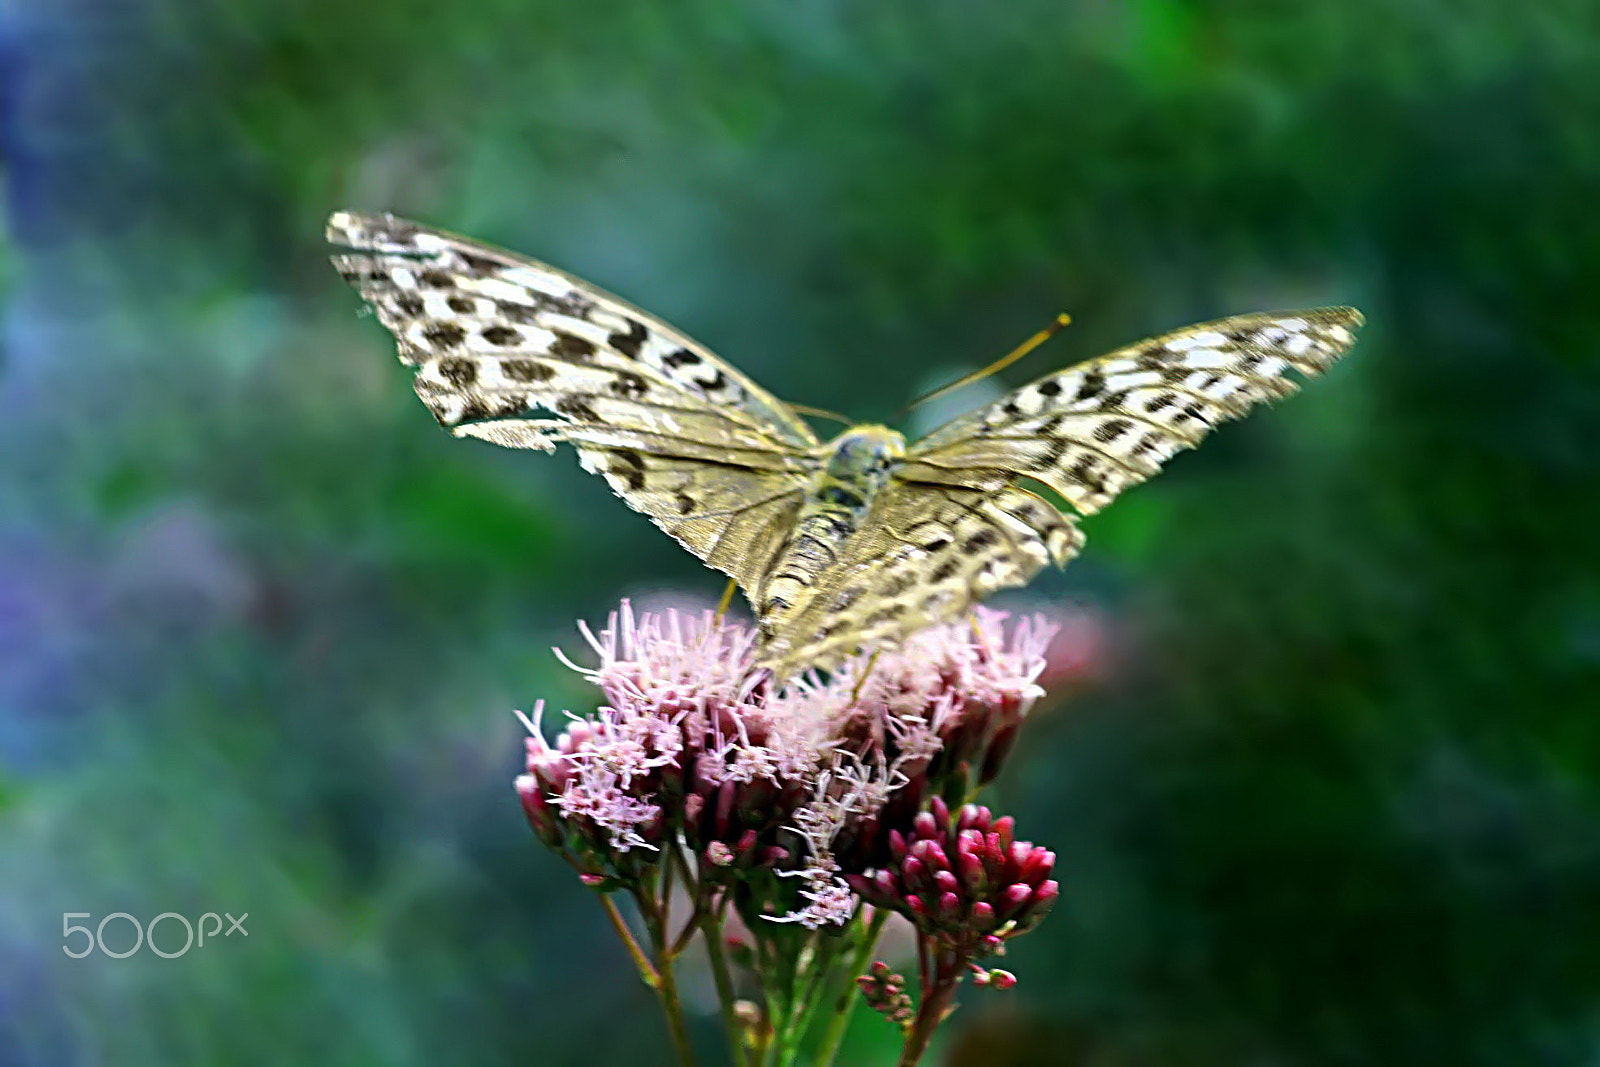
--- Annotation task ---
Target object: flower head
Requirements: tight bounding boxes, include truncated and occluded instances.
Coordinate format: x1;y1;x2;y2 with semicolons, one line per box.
515;599;1062;927
845;796;1059;958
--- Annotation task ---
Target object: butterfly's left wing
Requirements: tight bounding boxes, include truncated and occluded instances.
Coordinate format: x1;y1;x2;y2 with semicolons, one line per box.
327;211;820;595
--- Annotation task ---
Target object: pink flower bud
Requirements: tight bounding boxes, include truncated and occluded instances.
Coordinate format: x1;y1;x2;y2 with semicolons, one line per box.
993;816;1015;850
706;841;735;867
988;969;1017;990
913;811;939;840
903;856;929;892
957;849;985;891
972;901;996;930
1000;882;1032;915
938;891;960;918
1020;848;1055;884
888;829;909;863
934;870;959;895
579;873;605;887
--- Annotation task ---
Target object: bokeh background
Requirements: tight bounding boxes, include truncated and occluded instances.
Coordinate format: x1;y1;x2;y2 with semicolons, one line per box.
3;1;1598;1064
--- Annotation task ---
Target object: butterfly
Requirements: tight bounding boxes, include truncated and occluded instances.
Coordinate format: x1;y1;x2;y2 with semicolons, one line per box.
329;212;1363;680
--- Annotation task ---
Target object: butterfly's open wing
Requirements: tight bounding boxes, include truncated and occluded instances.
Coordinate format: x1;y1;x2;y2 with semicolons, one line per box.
900;308;1364;513
328;211;819;591
757;308;1363;676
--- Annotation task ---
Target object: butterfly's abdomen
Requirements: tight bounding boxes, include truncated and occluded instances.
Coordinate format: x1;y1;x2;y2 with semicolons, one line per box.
756;426;906;625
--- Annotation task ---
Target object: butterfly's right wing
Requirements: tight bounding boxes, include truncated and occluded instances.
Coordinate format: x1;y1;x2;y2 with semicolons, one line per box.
900;308;1364;514
328;211;819;592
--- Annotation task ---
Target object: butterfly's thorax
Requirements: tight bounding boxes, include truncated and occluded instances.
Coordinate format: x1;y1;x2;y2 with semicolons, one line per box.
757;426;907;626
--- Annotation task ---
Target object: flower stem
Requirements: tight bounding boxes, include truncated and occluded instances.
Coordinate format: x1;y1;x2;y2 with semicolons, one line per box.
699;895;748;1067
598;893;658;988
813;909;889;1067
896;946;960;1067
637;889;699;1067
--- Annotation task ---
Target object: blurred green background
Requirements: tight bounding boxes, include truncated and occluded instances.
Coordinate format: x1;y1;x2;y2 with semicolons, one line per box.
2;1;1598;1064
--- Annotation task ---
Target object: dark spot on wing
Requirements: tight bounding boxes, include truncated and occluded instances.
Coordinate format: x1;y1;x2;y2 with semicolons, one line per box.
447;296;476;314
556;397;600;422
1145;391;1176;413
1033;440;1069;470
423;323;467;348
929;559;959;583
881;574;913;597
460;398;492;422
674;492;696;515
663;348;700;369
458;252;502;274
1037;379;1062;398
922;537;951;553
395;295;424;317
481;325;521;346
610;371;648;399
1092;418;1132;443
501;359;554;383
551;333;597;360
608;449;647;491
1075;371;1105;402
438;358;477;386
1069;457;1108;495
964;528;998;551
497;300;542;324
701;369;728;392
608;320;648;360
420;270;455;289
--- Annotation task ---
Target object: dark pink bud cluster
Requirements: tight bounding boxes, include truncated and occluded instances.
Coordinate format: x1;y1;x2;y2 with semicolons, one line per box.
845;797;1059;957
856;961;914;1026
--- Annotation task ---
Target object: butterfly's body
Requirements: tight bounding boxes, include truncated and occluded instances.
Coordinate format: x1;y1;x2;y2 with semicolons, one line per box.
760;425;907;632
329;212;1364;680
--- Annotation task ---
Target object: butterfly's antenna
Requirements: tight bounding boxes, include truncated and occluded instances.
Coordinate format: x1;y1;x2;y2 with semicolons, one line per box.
898;313;1072;420
715;578;738;623
787;401;855;427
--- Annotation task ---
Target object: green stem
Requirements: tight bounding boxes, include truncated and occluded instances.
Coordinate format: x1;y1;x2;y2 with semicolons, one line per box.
699;893;748;1067
771;933;832;1067
638;888;699;1067
813;909;889;1067
597;892;659;988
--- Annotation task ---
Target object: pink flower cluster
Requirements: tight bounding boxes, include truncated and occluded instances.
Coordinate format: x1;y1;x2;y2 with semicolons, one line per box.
845;797;1060;957
515;601;1059;928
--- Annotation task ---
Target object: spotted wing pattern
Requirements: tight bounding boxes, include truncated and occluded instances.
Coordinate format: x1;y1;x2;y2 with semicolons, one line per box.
328;212;819;591
759;309;1364;674
755;482;1083;678
901;309;1363;511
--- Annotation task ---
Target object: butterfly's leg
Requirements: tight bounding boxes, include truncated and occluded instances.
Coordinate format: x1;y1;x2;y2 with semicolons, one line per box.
849;650;882;705
715;578;738;623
